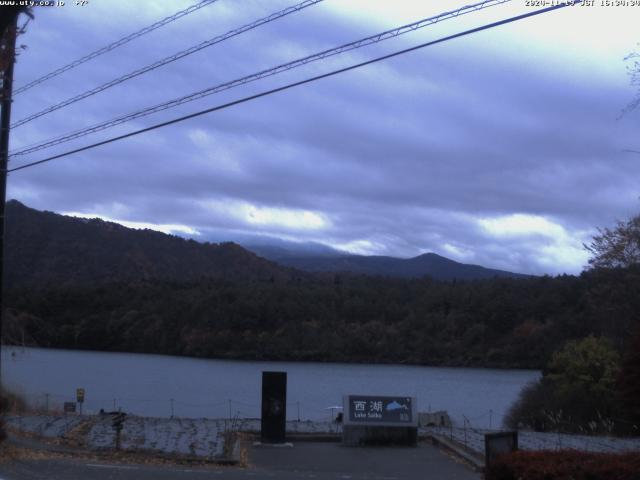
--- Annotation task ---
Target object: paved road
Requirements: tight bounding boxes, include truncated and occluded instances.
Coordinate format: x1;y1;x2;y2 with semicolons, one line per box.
248;441;479;479
0;441;480;479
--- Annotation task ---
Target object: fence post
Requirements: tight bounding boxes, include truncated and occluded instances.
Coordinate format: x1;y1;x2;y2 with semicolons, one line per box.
463;416;468;446
170;398;174;418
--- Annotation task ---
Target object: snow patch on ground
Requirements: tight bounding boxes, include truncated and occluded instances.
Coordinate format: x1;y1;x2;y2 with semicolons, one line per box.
6;415;341;458
426;426;640;455
88;416;225;458
11;415;638;460
6;415;85;438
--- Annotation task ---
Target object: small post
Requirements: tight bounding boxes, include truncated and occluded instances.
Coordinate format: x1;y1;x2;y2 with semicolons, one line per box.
44;393;49;412
76;388;85;416
170;398;174;418
111;412;126;451
297;401;300;422
463;416;468;446
228;399;232;420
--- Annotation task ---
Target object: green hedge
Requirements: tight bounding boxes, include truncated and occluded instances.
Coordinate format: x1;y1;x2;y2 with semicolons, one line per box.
484;450;640;480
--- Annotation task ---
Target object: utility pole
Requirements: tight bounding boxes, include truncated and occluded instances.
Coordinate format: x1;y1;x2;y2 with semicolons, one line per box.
0;13;19;392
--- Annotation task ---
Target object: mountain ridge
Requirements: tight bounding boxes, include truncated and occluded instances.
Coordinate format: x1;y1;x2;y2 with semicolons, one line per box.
4;200;298;288
5;199;528;285
244;245;529;280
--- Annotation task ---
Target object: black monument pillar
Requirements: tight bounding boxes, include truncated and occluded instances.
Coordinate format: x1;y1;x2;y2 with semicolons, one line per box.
261;371;287;443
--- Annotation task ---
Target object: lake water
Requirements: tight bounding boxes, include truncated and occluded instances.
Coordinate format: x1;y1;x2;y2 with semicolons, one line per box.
1;347;539;429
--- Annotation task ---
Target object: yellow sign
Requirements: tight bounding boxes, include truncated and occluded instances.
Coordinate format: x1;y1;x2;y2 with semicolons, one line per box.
76;388;85;403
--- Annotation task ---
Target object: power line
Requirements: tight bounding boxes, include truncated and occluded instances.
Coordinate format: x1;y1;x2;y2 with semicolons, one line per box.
7;1;579;173
10;0;512;157
11;0;325;128
13;0;220;95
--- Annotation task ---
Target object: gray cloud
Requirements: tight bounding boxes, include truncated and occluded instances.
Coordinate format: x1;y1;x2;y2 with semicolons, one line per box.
7;1;640;276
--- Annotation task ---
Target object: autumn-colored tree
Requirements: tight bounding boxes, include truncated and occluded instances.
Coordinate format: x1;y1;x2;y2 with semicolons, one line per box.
505;337;621;433
585;213;640;269
546;336;620;397
623;47;639;115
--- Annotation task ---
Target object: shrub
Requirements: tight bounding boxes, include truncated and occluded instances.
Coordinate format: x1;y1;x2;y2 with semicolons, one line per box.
485;450;640;480
504;380;556;431
617;328;640;430
0;387;29;444
504;336;621;433
1;389;27;414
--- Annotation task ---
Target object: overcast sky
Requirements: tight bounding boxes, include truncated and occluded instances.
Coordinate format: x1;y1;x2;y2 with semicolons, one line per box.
6;0;640;275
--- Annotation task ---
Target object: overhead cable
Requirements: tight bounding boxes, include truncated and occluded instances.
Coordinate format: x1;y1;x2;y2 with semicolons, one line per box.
11;0;324;128
7;1;580;173
13;0;220;95
10;0;512;156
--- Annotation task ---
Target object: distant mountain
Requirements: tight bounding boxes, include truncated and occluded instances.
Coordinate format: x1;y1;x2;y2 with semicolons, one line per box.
248;249;529;281
5;200;526;287
236;232;527;281
243;240;346;261
4;200;298;288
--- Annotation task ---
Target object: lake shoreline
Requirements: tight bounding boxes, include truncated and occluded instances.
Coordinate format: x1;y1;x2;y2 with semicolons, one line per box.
1;344;541;373
1;346;540;428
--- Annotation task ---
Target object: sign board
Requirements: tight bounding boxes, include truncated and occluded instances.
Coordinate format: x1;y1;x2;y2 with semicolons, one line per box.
485;431;518;467
111;412;127;429
63;402;76;413
261;371;287;443
76;388;85;403
343;395;417;427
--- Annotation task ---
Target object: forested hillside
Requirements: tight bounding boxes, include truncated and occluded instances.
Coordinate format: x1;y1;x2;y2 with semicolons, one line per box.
4;200;640;369
5;267;639;369
6;200;525;284
4;200;298;287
